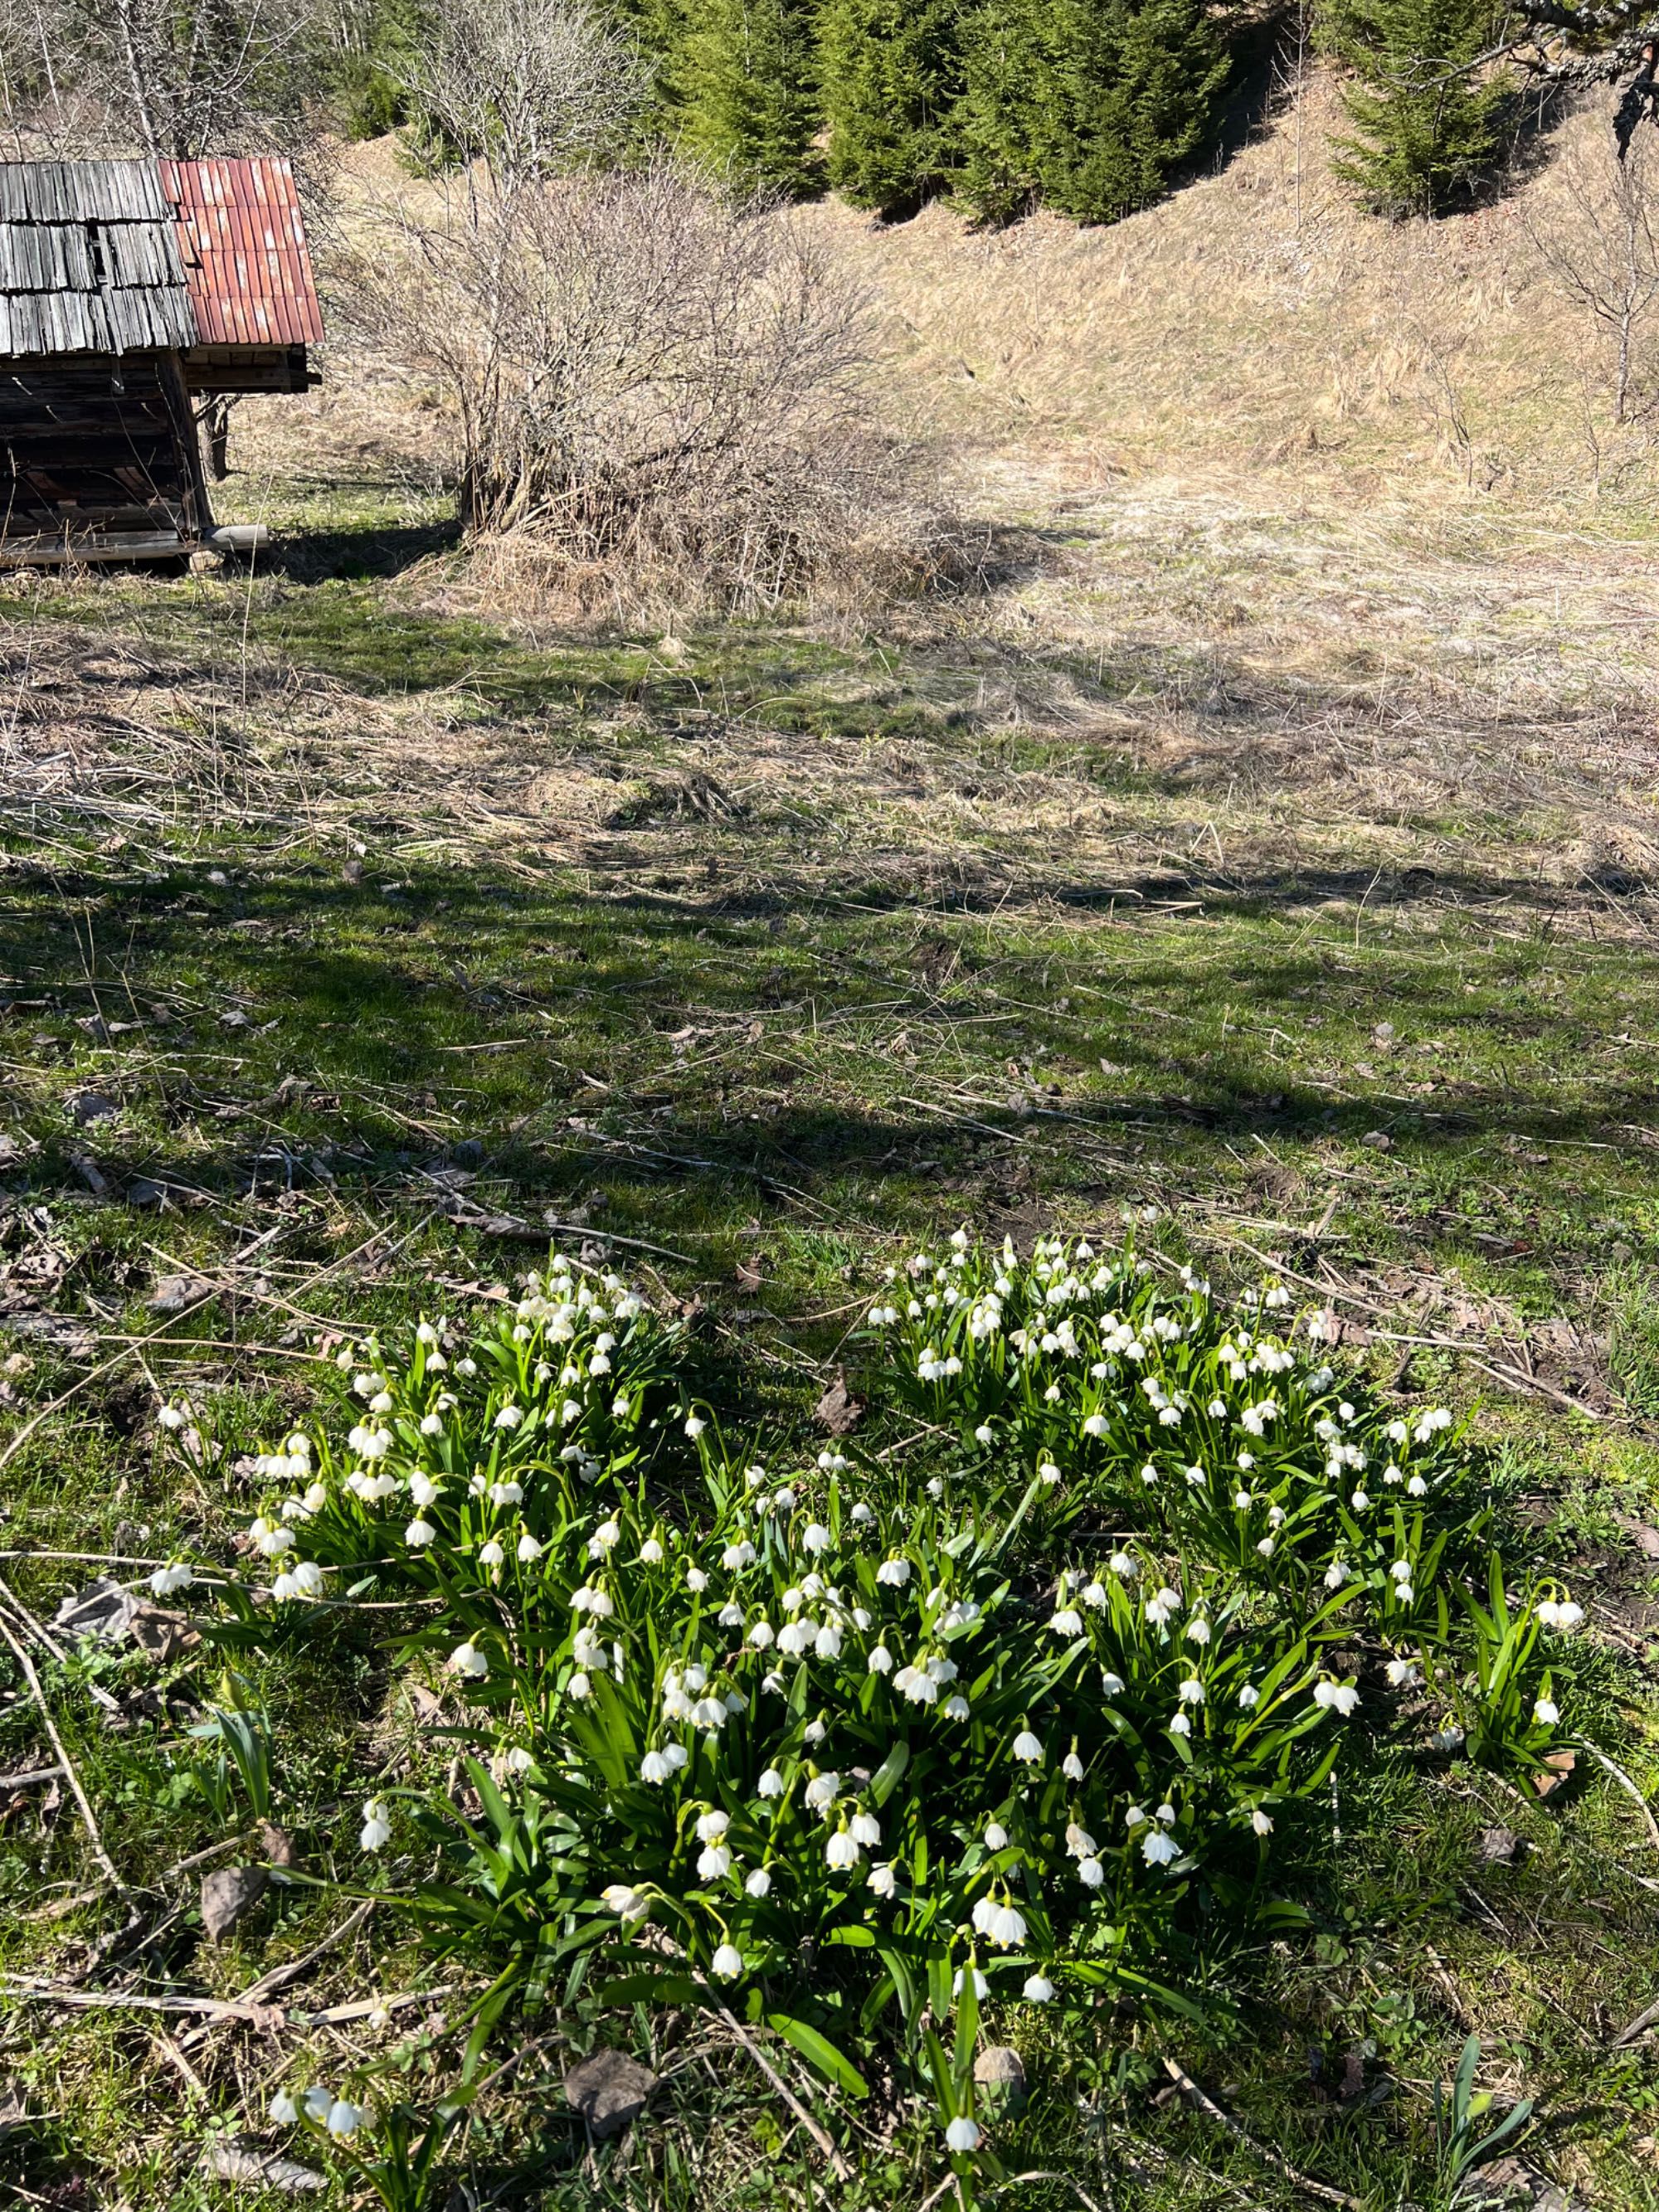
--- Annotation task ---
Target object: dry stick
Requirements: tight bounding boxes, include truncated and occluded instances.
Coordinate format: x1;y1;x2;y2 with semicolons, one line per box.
1577;1739;1659;1852
713;2001;850;2182
0;1612;125;1894
1160;2057;1364;2212
177;1899;378;2054
0;1767;63;1791
1611;1993;1659;2048
1207;1232;1608;1422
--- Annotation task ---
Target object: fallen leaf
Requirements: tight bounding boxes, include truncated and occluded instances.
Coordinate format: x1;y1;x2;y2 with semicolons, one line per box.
1477;1826;1519;1864
201;1865;269;1941
565;2049;656;2140
814;1373;864;1437
1532;1748;1576;1800
734;1256;765;1290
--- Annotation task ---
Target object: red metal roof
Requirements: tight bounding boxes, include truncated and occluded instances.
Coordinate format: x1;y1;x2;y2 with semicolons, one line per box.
160;157;323;348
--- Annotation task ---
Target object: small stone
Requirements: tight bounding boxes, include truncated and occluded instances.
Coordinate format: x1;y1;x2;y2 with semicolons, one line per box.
201;2137;324;2192
973;2045;1027;2114
201;1865;269;1941
564;2049;657;2139
1477;1826;1520;1865
1360;1130;1393;1150
71;1090;120;1126
148;1273;203;1315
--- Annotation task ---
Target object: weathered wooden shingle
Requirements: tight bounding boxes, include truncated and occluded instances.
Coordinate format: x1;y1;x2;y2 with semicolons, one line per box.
0;158;195;357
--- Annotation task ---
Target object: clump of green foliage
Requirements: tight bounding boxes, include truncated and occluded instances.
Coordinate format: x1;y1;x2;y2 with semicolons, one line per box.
169;1229;1593;2201
1323;0;1517;215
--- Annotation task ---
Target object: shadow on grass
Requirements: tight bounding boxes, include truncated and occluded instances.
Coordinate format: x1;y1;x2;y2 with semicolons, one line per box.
1;849;1655;1242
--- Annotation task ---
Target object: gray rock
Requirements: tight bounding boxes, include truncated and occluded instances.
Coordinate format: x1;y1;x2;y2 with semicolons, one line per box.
69;1091;119;1127
201;1865;269;1941
564;2049;657;2139
52;1579;139;1645
973;2044;1027;2114
201;2137;324;2192
1477;1826;1520;1864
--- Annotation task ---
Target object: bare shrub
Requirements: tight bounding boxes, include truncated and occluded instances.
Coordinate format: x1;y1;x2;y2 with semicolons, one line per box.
0;0;326;160
401;0;646;192
345;159;957;614
1524;129;1659;423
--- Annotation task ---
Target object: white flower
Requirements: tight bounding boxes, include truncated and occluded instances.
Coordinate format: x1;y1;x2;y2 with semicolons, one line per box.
1533;1697;1559;1725
868;1861;897;1898
684;1415;707;1440
494;1404;523;1431
988;1901;1026;1947
1252;1808;1273;1835
1023;1973;1055;2002
1384;1658;1419;1688
745;1866;772;1897
1078;1855;1105;1888
640;1750;675;1784
868;1645;893;1675
1324;1560;1347;1591
1238;1684;1260;1709
568;1671;592;1701
360;1798;392;1851
850;1811;881;1847
757;1768;784;1799
697;1843;732;1879
327;2100;365;2139
804;1772;840;1813
1313;1680;1360;1716
1185;1617;1211;1646
517;1534;544;1563
801;1524;831;1555
686;1567;708;1593
1050;1608;1084;1639
1039;1461;1062;1485
1169;1712;1192;1737
591;1519;621;1553
945;2116;980;2153
984;1822;1009;1850
1536;1599;1584;1631
1100;1670;1125;1699
1407;1474;1428;1497
489;1480;523;1509
270;2090;298;2125
1142;1830;1180;1866
711;1943;744;1980
695;1809;731;1843
747;1621;776;1650
640;1539;664;1565
302;2087;331;2121
448;1641;488;1680
148;1563;193;1597
815;1623;844;1660
1124;1803;1147;1829
877;1558;912;1587
1011;1730;1043;1763
826;1828;861;1870
1082;1412;1107;1438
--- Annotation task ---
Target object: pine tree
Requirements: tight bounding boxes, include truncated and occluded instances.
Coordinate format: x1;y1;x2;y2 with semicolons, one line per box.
1042;0;1231;222
820;0;965;217
956;0;1051;224
611;0;691;134
679;0;823;197
1324;0;1515;216
957;0;1229;226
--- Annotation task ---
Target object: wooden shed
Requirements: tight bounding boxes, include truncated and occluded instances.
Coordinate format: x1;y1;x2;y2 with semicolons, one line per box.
0;156;323;565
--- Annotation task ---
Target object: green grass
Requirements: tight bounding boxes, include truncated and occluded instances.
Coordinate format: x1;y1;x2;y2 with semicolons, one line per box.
2;474;1657;2210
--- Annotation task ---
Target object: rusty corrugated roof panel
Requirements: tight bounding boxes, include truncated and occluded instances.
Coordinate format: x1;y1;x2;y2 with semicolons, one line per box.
162;156;324;348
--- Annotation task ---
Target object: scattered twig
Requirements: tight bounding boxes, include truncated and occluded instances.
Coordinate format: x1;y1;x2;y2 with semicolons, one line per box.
713;2001;850;2182
0;1612;125;1893
178;1899;377;2052
0;1765;63;1791
1577;1739;1659;1851
1160;2056;1364;2210
1611;1993;1659;2048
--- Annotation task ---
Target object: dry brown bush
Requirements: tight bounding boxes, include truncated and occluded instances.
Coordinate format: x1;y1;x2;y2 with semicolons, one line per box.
341;158;969;615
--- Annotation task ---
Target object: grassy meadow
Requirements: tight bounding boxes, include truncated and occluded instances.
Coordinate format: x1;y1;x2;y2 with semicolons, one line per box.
2;74;1659;2212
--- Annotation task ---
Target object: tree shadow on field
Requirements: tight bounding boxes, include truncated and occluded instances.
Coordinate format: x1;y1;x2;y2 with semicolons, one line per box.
1;850;1655;1246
